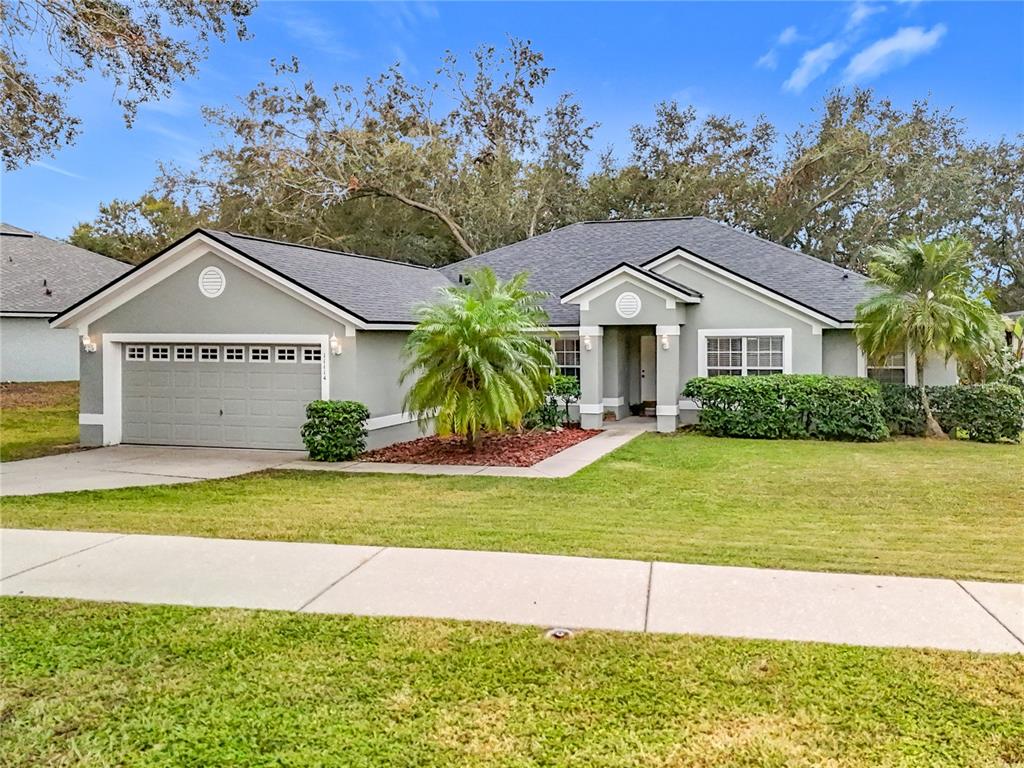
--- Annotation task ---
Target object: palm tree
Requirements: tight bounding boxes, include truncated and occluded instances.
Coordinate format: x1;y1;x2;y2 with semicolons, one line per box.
400;267;555;446
855;236;1001;438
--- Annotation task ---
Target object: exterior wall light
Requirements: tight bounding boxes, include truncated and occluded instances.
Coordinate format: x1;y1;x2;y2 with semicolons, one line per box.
583;335;592;351
329;334;343;355
81;334;97;353
661;334;670;350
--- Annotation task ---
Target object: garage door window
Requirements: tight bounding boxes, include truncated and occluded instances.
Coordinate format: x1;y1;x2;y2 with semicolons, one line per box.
199;346;220;362
150;346;170;360
250;347;270;362
224;346;244;362
175;346;195;362
276;347;297;363
126;345;146;361
302;346;322;363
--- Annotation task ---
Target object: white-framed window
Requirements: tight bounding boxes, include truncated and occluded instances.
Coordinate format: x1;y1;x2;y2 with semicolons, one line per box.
249;346;270;362
867;351;907;384
149;346;170;361
224;346;245;362
276;347;298;363
700;331;788;377
125;345;146;361
302;346;322;363
199;346;220;362
552;338;581;380
175;346;195;362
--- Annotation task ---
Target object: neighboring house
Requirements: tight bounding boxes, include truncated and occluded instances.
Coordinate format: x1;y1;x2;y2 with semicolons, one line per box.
51;218;957;450
1;224;130;382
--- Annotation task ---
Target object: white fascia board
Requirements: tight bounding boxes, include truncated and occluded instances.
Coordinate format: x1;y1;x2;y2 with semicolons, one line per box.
1;311;56;318
644;248;840;330
560;264;700;306
51;233;366;332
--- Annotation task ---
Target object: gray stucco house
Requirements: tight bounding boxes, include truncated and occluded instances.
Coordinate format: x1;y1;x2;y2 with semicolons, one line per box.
1;224;130;382
51;218;957;449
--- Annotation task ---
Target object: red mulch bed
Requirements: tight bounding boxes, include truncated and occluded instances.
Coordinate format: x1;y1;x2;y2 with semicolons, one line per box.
360;426;601;467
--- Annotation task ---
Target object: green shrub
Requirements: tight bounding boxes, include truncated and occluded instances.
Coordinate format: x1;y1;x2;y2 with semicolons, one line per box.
300;400;371;461
876;383;1023;443
523;397;561;430
683;375;889;442
552;374;581;425
879;383;927;436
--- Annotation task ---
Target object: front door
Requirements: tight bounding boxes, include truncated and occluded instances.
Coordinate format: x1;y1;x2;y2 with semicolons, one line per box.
640;335;657;402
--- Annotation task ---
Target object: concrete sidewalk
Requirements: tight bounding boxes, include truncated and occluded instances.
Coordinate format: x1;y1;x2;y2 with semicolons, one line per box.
2;528;1021;654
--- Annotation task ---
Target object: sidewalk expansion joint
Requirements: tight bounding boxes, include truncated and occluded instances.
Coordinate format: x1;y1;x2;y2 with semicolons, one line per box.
1;533;126;581
642;561;654;632
953;579;1024;649
295;547;387;612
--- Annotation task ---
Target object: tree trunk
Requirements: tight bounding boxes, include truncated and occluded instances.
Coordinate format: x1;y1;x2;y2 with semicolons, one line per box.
917;354;947;439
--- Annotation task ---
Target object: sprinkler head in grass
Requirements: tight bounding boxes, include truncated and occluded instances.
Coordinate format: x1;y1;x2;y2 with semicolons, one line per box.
545;627;574;640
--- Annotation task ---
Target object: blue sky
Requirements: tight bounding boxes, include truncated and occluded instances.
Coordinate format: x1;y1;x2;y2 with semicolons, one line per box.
3;0;1022;239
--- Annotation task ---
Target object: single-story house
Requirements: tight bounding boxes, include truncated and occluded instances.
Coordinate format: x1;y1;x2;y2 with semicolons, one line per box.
1;223;130;382
50;218;957;449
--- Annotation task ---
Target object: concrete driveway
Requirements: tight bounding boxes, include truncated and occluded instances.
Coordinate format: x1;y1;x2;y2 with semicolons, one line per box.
0;445;303;496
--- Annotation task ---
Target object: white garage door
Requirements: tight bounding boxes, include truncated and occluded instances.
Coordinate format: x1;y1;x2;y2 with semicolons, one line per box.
122;343;323;449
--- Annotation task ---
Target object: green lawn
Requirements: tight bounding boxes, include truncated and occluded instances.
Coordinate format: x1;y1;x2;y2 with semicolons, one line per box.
2;597;1022;767
0;381;79;462
5;433;1022;582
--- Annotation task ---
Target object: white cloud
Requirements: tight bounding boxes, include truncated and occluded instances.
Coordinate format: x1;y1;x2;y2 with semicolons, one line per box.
31;161;85;180
777;26;799;45
783;41;845;93
756;50;778;70
846;1;886;31
279;9;358;59
844;24;947;81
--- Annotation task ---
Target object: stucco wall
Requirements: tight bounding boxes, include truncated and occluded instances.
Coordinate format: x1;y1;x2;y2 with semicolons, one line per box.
822;329;859;376
579;277;687;328
658;259;825;383
0;316;79;382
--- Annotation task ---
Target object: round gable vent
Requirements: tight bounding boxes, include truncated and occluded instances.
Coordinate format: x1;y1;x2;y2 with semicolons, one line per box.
615;291;642;318
198;266;226;298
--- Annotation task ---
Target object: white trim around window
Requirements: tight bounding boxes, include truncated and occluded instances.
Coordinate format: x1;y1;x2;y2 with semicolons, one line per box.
857;346;917;385
697;328;793;377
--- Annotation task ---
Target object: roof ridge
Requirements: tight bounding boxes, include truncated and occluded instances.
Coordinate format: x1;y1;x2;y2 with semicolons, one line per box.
208;229;434;271
580;216;696;224
447;222;588;268
697;217;869;281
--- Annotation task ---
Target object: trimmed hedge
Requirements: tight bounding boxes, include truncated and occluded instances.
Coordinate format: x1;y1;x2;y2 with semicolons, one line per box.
881;382;1024;443
683;375;888;442
300;400;371;461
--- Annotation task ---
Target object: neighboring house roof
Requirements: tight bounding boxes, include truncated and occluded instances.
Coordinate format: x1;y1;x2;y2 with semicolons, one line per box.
206;231;453;323
1006;310;1024;319
1;223;131;315
440;217;877;325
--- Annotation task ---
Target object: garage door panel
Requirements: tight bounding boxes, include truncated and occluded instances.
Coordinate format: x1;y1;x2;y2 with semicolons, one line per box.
122;343;318;449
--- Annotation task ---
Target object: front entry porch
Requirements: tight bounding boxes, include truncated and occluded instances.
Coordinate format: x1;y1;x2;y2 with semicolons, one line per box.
577;324;682;433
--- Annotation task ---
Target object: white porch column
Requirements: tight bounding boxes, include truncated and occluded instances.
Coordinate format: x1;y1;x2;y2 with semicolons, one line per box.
655;324;681;433
578;325;604;429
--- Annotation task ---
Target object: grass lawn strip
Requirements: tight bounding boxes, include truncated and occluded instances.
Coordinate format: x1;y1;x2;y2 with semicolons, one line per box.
2;597;1023;767
0;381;79;462
4;433;1021;583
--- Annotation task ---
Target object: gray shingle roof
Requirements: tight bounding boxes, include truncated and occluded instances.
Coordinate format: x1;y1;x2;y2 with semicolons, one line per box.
440;217;877;324
1;224;131;314
208;230;453;323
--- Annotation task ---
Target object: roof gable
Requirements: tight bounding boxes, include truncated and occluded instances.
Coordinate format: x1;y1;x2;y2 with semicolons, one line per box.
561;262;702;308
